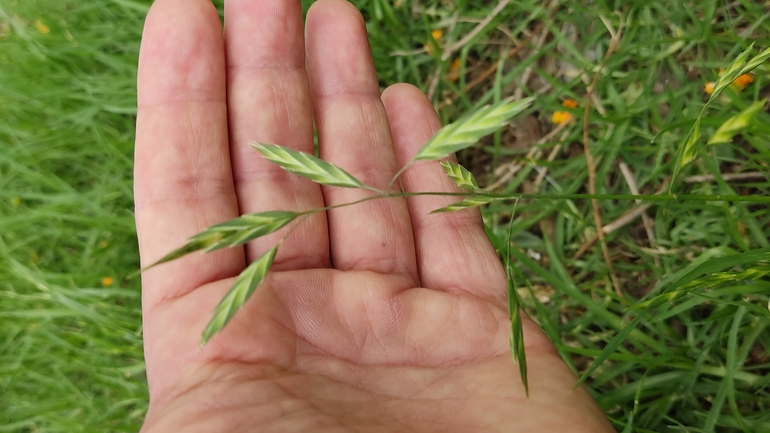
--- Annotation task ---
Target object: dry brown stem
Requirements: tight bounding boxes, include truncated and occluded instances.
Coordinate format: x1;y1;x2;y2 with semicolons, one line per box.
619;162;661;268
580;14;624;297
684;171;767;183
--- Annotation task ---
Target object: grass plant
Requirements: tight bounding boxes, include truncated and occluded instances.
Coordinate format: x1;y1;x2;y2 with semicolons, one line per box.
1;0;768;431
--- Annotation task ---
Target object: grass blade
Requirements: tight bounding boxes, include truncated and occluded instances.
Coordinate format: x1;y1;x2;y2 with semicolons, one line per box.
620;412;635;433
440;161;479;191
508;247;664;351
725;306;749;431
524;281;578;373
147;211;297;269
639;265;770;312
430;197;494;213
200;244;279;346
574;316;640;389
636;247;770;311
666;247;770;287
413;97;534;161
253;143;368;189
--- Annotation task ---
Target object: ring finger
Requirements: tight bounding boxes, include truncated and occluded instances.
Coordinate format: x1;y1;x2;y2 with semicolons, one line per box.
225;0;329;270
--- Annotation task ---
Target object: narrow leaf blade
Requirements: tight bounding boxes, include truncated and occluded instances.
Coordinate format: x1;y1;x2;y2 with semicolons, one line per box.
414;97;534;161
440;161;479;191
635;247;770;311
430;197;494;213
253;143;365;189
638;266;770;312
200;245;279;346
574;317;641;389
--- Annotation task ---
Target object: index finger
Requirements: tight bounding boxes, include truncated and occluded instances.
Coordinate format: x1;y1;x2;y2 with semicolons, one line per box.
134;0;244;310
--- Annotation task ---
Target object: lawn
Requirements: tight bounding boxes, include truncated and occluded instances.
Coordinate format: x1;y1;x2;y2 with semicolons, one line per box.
1;0;768;431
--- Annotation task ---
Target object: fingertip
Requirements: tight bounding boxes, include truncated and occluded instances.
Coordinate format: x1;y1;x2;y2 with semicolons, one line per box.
139;0;224;106
306;0;377;97
381;83;437;120
381;83;428;106
307;0;364;24
224;0;306;69
382;83;443;166
135;0;242;307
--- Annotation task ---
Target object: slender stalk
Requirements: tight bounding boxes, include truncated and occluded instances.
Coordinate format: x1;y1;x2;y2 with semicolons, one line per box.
582;14;624;297
402;191;770;203
295;190;770;219
361;185;387;195
387;160;415;195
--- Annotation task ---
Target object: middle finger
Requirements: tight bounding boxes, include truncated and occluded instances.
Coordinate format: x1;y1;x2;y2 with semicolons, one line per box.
225;0;329;270
306;0;418;283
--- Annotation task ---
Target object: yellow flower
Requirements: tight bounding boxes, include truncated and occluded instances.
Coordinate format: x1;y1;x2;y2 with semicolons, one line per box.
447;57;462;83
34;20;50;35
562;99;579;109
704;82;715;95
733;73;754;90
425;29;444;54
101;277;114;287
98;240;109;248
551;111;573;125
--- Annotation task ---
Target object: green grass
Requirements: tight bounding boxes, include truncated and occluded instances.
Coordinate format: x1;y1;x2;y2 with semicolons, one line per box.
1;0;768;431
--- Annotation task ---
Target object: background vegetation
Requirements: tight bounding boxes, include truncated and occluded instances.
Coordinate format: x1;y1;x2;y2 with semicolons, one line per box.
0;0;768;431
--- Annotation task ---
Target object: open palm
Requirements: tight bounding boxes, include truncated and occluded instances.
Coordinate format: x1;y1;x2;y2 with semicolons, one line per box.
134;0;613;431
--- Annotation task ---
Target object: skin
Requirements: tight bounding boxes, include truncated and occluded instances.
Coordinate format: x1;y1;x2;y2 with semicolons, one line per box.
134;0;616;431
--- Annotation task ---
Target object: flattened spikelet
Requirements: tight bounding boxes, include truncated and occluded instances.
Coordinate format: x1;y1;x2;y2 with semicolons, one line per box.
413;97;533;161
200;245;279;346
253;143;365;189
430;197;494;213
440;161;479;191
147;211;297;269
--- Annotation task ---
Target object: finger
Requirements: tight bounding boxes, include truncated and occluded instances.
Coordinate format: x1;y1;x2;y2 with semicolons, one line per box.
135;0;244;310
382;84;506;300
305;0;417;283
225;0;329;270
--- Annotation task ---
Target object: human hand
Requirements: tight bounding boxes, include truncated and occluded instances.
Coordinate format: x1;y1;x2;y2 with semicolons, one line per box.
134;0;614;431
